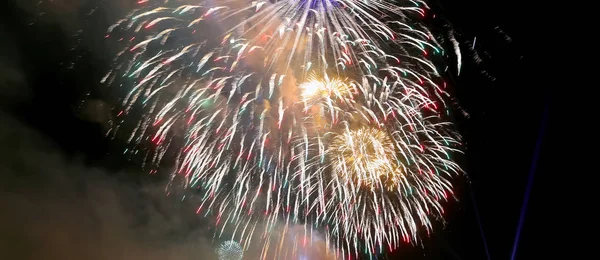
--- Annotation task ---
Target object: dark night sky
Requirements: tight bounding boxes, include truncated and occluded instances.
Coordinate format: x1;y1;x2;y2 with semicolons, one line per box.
0;0;555;259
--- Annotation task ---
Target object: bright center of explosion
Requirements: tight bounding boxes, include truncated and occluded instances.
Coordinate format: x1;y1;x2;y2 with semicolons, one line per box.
298;75;352;105
329;127;402;190
300;81;323;99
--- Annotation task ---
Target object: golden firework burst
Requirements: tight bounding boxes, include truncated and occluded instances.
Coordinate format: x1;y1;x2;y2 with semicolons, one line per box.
298;74;353;105
328;127;402;190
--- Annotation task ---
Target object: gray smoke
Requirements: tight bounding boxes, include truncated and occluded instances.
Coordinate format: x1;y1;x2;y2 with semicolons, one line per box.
0;111;218;260
0;1;218;258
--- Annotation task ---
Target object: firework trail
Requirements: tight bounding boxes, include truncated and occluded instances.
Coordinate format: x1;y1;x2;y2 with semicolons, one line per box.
103;0;462;258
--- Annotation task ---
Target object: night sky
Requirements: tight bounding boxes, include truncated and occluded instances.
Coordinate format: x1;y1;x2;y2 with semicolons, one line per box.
0;0;553;259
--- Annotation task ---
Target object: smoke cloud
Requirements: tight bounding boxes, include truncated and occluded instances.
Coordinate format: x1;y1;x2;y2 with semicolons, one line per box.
0;111;218;260
0;0;209;258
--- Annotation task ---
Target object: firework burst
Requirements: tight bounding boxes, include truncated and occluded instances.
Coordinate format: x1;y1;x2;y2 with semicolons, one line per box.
103;0;462;258
218;240;244;260
328;127;401;190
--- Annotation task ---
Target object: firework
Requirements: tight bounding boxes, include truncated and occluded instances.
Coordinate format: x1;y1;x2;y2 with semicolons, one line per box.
218;240;244;260
221;0;439;75
327;127;401;190
103;0;461;258
299;74;353;106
